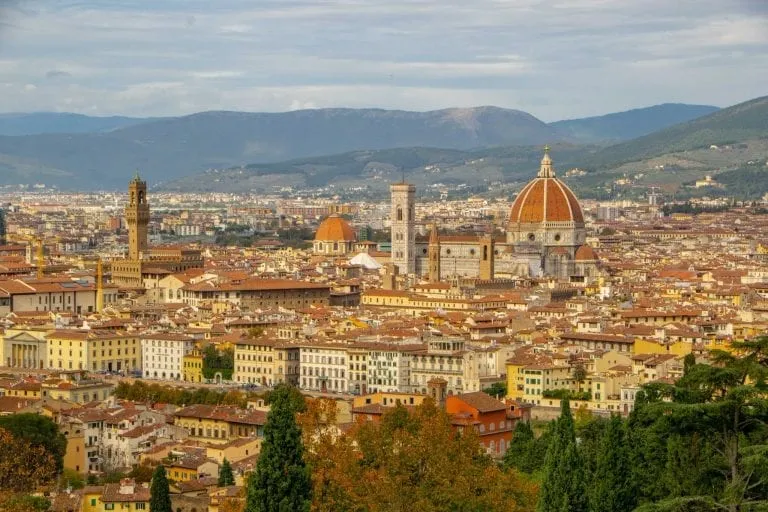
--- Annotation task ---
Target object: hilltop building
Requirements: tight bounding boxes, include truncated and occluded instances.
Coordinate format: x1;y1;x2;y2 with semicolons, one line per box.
111;174;203;288
391;148;599;281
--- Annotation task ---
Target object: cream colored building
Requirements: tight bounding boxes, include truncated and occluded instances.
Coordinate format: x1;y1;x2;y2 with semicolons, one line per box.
299;343;349;393
141;333;195;380
46;330;141;372
233;336;278;386
0;278;118;315
409;337;483;395
1;327;49;369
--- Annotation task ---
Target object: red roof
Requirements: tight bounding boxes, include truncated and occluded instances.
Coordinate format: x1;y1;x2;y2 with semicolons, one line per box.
509;177;584;224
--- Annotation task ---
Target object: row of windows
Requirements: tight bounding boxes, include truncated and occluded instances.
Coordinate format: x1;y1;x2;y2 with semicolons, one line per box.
237;354;273;362
236;366;275;374
301;377;346;391
301;355;346;365
302;367;345;378
50;339;137;346
49;348;137;357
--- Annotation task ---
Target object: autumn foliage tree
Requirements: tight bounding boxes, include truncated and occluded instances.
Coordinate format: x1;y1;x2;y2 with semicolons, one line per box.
0;428;58;510
299;398;538;512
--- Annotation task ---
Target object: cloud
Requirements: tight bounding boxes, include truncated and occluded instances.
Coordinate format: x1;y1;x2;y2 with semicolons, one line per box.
0;0;765;120
45;70;72;79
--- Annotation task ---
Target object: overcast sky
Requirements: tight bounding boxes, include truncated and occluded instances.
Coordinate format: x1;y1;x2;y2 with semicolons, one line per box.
0;0;766;121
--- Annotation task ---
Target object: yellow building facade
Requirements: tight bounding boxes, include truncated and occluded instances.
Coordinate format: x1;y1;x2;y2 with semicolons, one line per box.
174;404;267;445
46;330;141;373
182;349;204;383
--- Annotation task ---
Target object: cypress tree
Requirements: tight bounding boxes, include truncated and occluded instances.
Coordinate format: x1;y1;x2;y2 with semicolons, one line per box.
245;384;311;512
537;398;588;512
149;465;172;512
218;458;235;487
503;420;535;473
589;415;636;512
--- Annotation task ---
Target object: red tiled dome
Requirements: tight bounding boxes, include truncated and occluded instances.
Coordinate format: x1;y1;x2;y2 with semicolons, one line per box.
314;214;357;241
509;150;584;224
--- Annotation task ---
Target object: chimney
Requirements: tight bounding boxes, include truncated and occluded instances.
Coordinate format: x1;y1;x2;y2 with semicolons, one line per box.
118;478;135;495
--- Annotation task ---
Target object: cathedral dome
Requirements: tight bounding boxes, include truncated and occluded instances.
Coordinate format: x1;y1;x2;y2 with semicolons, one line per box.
508;149;584;224
315;214;357;242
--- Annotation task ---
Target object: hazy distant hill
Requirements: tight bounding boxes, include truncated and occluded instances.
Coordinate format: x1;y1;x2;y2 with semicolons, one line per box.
0;107;563;188
160;96;768;197
160;144;596;194
0;98;763;191
586;95;768;167
551;103;719;143
0;112;151;136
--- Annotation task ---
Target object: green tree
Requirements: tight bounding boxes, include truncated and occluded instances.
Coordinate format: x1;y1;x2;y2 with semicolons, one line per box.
0;414;66;474
149;465;172;512
577;416;608;481
245;384;311;512
219;458;235;487
482;382;507;398
683;353;696;375
537;398;588;512
60;469;85;490
503;420;537;473
572;363;588;386
1;494;51;512
629;336;768;511
589;415;636;512
128;461;155;483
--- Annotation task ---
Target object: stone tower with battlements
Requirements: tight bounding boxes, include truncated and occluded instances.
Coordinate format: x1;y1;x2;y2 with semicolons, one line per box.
125;173;149;261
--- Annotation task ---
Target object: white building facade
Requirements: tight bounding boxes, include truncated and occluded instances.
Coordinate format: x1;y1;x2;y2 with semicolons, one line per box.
141;333;195;380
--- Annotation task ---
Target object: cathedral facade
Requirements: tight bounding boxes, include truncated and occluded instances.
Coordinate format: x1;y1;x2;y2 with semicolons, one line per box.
390;149;599;282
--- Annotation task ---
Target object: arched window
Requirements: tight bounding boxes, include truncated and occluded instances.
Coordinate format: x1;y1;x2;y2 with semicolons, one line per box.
397;208;403;221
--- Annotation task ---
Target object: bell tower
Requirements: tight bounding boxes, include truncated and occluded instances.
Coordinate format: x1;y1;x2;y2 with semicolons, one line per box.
390;181;416;274
479;235;494;280
125;172;149;261
428;223;441;283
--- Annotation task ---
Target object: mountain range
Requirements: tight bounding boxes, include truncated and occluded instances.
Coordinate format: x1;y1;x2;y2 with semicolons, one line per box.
0;101;732;189
550;103;719;143
162;95;768;197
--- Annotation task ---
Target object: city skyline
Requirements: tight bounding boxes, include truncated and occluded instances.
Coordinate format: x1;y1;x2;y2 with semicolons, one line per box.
0;0;766;120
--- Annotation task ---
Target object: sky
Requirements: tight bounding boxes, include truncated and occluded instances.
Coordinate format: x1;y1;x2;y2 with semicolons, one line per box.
0;0;766;121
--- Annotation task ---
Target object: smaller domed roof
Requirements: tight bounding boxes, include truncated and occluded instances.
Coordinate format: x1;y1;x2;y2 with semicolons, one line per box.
575;244;598;261
315;214;357;242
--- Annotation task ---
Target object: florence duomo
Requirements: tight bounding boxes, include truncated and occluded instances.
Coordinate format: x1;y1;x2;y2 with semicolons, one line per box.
391;148;601;282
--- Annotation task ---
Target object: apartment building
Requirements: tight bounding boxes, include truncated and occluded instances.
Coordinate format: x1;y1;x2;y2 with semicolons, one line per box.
409;336;483;395
364;343;423;393
46;330;141;372
299;343;349;393
141;333;195;379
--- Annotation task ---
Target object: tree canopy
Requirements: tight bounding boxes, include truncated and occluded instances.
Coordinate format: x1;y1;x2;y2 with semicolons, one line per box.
219;458;235;487
149;465;172;512
0;414;66;474
299;397;538;512
245;384;311;512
